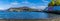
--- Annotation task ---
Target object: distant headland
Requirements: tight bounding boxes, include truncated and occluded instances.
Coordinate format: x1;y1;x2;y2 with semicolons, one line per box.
7;6;42;12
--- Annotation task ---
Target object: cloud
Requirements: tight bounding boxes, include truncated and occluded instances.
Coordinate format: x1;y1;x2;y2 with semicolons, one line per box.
10;1;35;7
0;4;11;10
0;7;10;10
37;6;47;10
42;0;49;3
0;8;5;10
10;2;19;5
30;3;36;6
0;0;49;10
21;1;30;4
21;1;37;7
30;6;36;9
30;6;47;10
10;1;20;7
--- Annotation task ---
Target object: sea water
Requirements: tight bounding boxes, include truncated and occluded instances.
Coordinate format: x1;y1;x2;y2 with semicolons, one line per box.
0;11;49;19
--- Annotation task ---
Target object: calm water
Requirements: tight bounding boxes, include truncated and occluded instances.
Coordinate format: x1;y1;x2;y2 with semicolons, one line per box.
0;11;49;19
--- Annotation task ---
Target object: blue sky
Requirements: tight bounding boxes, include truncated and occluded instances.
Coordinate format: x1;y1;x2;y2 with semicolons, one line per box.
0;0;51;10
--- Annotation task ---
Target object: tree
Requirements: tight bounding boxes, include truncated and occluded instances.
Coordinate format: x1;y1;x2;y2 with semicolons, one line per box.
55;0;60;6
48;0;60;6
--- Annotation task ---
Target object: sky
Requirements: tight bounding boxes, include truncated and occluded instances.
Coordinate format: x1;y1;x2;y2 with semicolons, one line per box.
0;0;51;10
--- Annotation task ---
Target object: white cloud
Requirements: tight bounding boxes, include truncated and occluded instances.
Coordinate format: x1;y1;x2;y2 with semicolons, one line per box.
30;6;36;9
21;1;30;4
0;8;5;10
30;3;36;6
10;2;19;5
42;0;49;3
21;1;37;7
0;1;48;10
10;1;20;7
37;6;47;10
0;4;11;10
0;7;10;10
30;6;47;11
